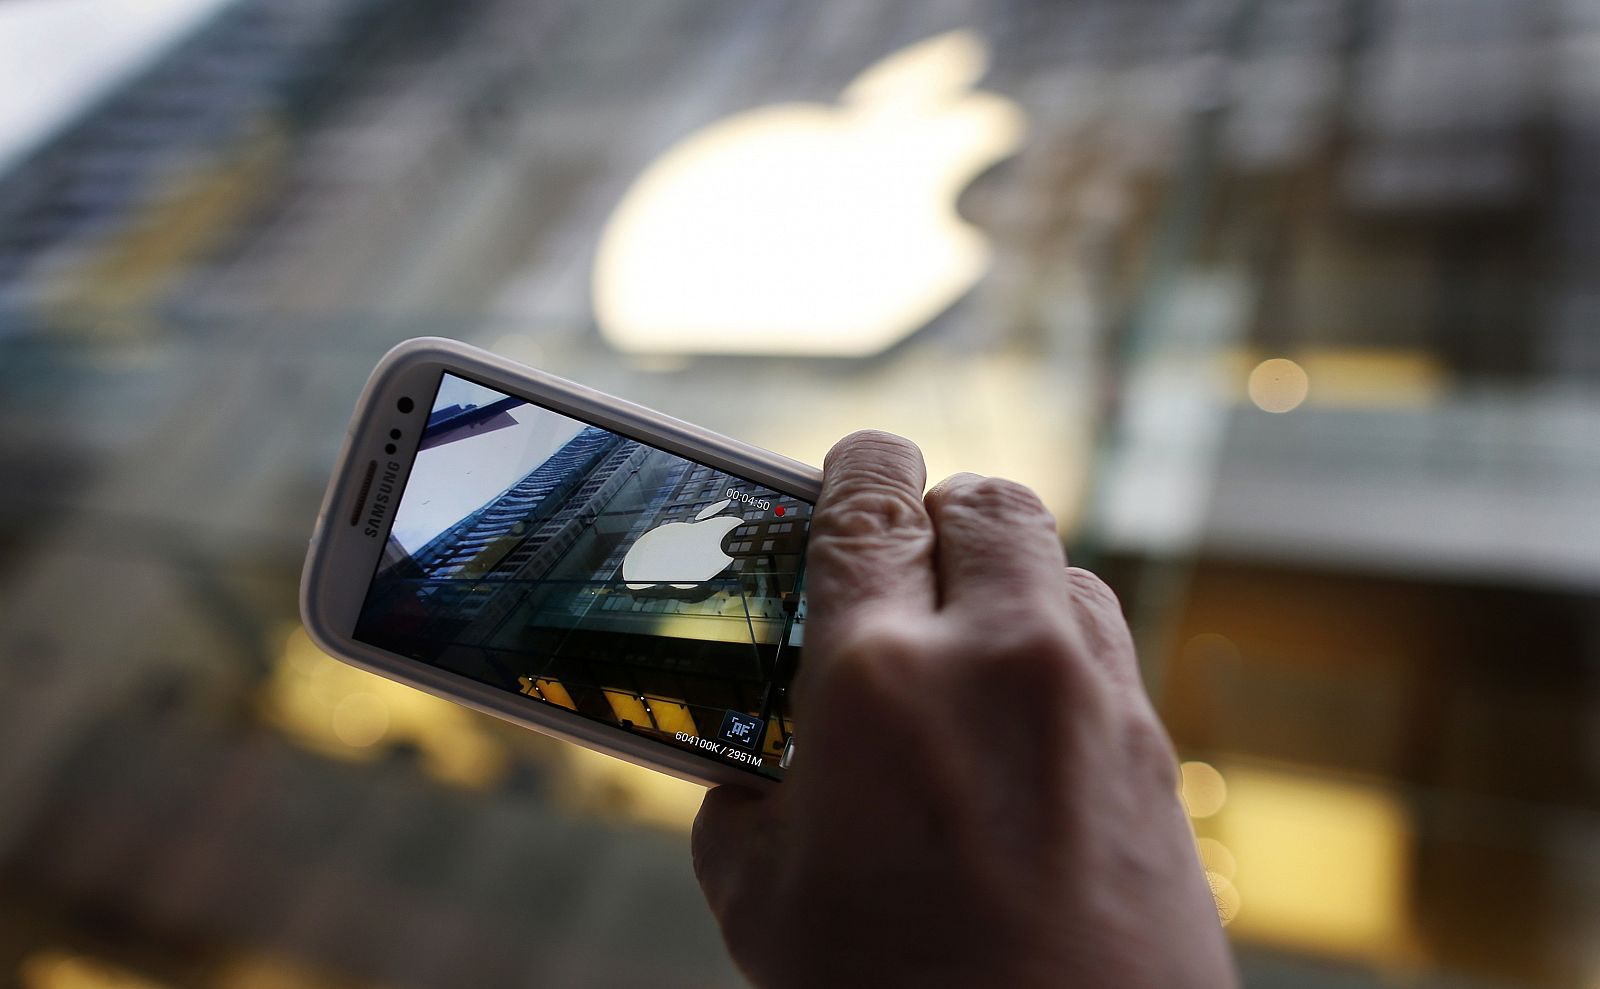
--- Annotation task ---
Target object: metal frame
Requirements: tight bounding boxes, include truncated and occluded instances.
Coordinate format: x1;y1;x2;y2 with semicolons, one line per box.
300;337;821;789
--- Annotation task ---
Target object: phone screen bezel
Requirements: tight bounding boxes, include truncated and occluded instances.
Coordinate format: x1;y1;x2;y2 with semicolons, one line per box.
300;337;822;788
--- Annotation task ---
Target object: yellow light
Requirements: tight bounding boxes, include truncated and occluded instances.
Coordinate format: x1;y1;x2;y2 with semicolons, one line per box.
1298;348;1442;407
1226;347;1443;409
18;949;169;989
267;627;785;832
1196;836;1236;879
1181;633;1241;669
1247;358;1310;413
1207;870;1242;926
592;29;1027;357
536;677;576;710
555;746;707;832
261;624;510;789
331;692;390;747
602;688;652;727
1180;761;1228;818
645;697;700;737
212;956;345;989
264;626;703;827
1217;765;1413;961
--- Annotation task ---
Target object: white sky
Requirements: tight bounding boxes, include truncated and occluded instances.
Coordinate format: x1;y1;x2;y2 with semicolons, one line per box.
389;387;587;554
433;375;506;411
0;0;236;175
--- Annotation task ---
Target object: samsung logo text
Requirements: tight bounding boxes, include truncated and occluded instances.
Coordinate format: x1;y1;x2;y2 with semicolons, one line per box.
363;460;402;537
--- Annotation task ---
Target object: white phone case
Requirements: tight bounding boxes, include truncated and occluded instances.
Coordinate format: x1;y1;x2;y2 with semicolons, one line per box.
300;337;821;788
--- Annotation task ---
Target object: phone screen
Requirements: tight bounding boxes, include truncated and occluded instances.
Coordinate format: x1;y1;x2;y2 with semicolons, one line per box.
352;372;807;781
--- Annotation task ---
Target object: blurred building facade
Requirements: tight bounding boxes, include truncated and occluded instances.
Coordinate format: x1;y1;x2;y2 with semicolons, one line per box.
0;0;1597;987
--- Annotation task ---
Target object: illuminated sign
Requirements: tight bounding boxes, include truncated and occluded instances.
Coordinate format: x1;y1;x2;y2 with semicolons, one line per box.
593;30;1027;357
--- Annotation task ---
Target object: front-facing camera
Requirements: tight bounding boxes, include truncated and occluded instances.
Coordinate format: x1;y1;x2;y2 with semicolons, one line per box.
397;397;414;413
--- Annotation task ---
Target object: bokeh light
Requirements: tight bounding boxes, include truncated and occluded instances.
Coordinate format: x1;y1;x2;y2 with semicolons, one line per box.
17;949;168;989
1247;358;1310;413
330;692;390;748
262;624;513;789
1216;766;1412;962
1180;761;1229;819
1207;870;1242;927
1196;837;1237;880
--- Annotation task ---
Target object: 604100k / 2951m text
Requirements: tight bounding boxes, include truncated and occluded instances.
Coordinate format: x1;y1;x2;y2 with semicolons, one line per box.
675;731;765;767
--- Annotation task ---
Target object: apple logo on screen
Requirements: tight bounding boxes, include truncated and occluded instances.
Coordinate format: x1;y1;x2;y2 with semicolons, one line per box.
622;499;746;590
592;29;1027;357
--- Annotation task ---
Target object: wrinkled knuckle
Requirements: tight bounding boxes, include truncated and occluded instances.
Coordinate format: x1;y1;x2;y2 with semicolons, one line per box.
838;427;906;450
816;485;928;543
1066;567;1123;614
825;429;923;478
944;475;1053;523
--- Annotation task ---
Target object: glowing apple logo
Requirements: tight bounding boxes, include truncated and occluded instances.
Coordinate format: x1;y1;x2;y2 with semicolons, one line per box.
593;30;1027;357
622;499;746;590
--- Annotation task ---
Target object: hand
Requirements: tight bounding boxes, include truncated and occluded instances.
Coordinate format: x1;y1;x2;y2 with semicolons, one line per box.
692;430;1237;988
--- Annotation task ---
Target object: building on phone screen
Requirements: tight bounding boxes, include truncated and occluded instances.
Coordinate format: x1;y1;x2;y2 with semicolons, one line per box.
355;413;808;769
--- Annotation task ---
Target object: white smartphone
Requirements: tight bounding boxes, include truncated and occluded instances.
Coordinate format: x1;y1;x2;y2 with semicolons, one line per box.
300;337;820;788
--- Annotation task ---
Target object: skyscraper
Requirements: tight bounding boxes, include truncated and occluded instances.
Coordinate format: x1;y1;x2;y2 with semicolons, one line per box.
356;416;809;767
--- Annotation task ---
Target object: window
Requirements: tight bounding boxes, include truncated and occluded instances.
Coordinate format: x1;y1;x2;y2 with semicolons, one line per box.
761;540;775;552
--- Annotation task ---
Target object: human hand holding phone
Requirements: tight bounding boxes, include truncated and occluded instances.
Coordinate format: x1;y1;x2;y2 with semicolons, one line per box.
302;339;819;788
692;430;1238;988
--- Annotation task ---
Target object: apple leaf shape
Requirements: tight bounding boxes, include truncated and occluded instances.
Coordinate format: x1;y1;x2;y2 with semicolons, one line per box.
842;30;989;108
592;29;1027;358
695;499;733;521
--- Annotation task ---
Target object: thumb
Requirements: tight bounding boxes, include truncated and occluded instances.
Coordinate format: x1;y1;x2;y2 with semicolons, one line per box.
692;785;783;921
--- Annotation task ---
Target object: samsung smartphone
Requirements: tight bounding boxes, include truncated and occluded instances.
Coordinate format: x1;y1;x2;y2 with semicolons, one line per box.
300;338;819;787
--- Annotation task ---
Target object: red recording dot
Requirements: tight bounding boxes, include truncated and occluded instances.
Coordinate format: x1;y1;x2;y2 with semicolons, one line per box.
775;506;785;516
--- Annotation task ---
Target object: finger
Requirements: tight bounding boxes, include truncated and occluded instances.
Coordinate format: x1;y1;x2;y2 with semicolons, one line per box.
692;785;781;923
1062;566;1148;702
923;472;1066;616
804;430;937;657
